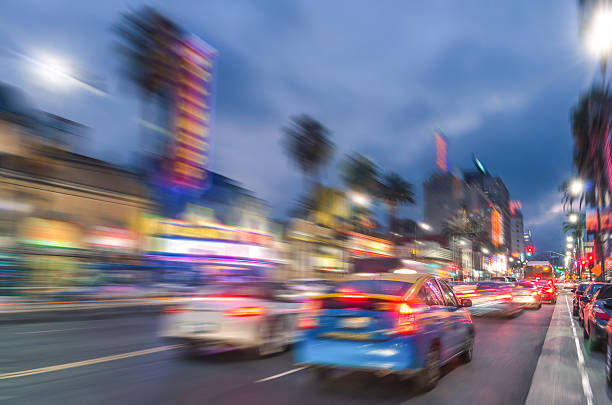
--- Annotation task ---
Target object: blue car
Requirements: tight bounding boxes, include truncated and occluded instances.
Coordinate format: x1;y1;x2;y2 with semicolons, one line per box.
294;273;474;391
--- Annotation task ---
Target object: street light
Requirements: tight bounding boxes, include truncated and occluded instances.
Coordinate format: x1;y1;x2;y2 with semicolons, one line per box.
570;179;584;196
417;222;432;232
586;7;612;58
567;236;574;242
566;243;573;249
33;54;74;88
348;191;369;207
569;213;579;224
481;247;490;254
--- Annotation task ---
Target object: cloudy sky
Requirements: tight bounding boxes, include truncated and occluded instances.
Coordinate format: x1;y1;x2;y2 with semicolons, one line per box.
0;0;601;252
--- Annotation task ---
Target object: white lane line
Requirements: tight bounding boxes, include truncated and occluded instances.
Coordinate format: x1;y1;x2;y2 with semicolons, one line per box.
0;344;182;380
15;327;104;334
565;296;593;405
255;366;307;383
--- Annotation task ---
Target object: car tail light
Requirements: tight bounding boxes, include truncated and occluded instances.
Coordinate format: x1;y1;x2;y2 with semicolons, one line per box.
546;288;554;293
298;299;322;329
495;294;513;301
594;306;611;321
224;306;266;317
163;304;191;314
530;291;540;297
395;302;420;335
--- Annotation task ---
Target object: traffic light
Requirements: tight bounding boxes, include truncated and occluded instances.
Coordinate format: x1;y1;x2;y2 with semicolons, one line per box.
526;246;534;257
587;253;595;267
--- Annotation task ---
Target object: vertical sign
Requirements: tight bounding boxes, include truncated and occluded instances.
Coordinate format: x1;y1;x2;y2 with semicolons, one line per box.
170;34;217;192
509;200;522;215
491;208;503;246
434;131;448;172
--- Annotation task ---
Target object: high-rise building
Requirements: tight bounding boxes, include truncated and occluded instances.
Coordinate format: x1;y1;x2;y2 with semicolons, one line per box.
423;172;465;233
510;210;525;255
464;170;511;249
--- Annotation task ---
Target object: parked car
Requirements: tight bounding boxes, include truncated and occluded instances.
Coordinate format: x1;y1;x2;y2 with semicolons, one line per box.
294;273;474;392
584;284;612;350
579;283;606;326
573;282;591;316
606;318;612;384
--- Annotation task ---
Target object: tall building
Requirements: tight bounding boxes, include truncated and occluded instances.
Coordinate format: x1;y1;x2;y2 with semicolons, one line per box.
464;170;511;249
510;210;525;255
524;230;533;247
423;172;466;233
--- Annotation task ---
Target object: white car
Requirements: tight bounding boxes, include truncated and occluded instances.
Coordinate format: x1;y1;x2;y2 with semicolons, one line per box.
159;281;301;357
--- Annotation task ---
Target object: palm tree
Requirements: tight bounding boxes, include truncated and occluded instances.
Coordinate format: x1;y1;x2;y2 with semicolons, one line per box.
340;153;379;194
571;86;612;277
282;115;335;199
113;7;180;155
377;172;415;232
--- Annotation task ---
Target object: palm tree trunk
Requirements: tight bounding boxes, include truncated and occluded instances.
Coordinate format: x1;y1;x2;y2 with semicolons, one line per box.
388;202;396;235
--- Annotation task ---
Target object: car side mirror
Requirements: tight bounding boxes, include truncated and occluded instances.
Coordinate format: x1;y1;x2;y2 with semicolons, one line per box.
580;296;590;303
460;298;472;308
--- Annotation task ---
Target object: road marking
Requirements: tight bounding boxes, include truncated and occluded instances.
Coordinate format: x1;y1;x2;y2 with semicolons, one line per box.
0;344;182;380
255;367;307;383
15;326;106;334
565;296;593;405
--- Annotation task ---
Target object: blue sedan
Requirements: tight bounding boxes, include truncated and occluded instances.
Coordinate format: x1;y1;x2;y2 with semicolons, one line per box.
294;273;474;391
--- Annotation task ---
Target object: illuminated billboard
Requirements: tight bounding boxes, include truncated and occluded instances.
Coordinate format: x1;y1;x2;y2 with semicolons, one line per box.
491;208;503;246
169;34;217;192
586;208;612;231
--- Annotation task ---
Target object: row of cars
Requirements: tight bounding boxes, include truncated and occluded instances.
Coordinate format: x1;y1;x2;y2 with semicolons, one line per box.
160;272;474;392
570;281;612;384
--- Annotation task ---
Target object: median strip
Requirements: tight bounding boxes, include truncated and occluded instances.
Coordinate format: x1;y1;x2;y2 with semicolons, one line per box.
0;344;183;380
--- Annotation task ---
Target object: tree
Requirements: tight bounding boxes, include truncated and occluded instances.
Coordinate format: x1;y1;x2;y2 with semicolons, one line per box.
340;153;379;194
282;115;335;199
377;172;415;232
571;86;612;279
113;7;180;156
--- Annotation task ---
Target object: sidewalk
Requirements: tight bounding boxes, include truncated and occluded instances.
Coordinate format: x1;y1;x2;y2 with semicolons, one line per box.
525;293;593;405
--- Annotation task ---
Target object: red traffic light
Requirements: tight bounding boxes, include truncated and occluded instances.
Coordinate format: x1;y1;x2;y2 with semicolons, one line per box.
588;254;594;261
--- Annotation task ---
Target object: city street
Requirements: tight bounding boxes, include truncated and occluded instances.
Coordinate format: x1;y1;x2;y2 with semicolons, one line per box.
1;301;562;405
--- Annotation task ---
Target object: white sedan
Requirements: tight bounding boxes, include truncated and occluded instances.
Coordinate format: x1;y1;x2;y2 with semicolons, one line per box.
159;282;301;357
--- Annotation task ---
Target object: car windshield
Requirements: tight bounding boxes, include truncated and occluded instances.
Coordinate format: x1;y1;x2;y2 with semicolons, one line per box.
203;282;275;300
334;280;413;297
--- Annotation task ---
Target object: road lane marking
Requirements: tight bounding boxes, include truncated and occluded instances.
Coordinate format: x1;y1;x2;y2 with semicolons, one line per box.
0;344;183;380
15;326;106;334
255;367;307;383
565;296;593;405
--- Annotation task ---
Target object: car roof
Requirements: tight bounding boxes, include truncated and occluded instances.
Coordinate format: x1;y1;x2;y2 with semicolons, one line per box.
344;272;429;284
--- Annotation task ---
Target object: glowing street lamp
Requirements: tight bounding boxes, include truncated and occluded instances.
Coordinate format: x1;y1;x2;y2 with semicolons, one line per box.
586;7;612;58
570;180;584;196
348;191;370;207
417;222;432;232
568;213;579;224
566;243;573;249
566;236;574;242
33;54;74;88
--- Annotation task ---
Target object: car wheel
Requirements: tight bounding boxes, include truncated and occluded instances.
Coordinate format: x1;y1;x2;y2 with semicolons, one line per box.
460;335;473;363
415;346;440;392
253;320;276;358
586;323;601;351
537;303;542;310
583;324;589;340
572;307;578;316
606;344;612;385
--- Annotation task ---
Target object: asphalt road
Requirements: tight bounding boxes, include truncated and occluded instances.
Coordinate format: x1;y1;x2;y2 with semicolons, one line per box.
0;302;560;405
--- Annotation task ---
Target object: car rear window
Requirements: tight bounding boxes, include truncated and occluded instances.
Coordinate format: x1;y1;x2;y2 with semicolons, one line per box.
516;282;535;288
334;280;413;297
589;283;605;296
597;286;612;299
577;283;589;293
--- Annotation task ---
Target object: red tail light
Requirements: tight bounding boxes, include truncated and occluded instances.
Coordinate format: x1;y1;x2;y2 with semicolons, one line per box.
339;294;367;303
530;291;540;297
546;288;554;293
224;306;266;317
594;307;611;321
163;304;191;314
298;299;322;329
395;302;419;334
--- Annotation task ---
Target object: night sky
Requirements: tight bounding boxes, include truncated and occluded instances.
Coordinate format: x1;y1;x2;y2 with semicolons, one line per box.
0;0;601;252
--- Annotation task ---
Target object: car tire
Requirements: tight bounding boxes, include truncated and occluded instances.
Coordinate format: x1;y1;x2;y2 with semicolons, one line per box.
460;335;473;363
537;303;542;310
586;322;601;351
572;307;579;316
583;325;589;340
415;346;440;392
606;344;612;385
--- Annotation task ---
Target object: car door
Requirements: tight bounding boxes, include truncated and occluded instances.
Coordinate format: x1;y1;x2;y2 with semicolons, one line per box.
420;279;454;360
436;279;466;357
